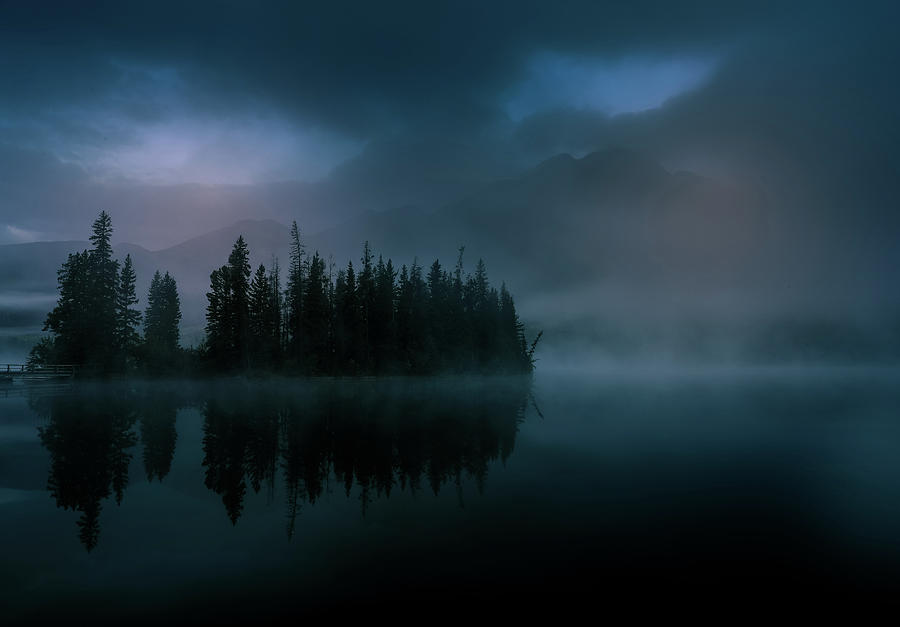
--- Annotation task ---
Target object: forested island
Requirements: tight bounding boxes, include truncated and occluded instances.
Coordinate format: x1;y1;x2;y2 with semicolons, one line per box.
29;212;540;376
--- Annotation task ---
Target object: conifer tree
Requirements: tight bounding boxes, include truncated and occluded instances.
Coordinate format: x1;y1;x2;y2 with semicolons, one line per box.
41;211;121;372
332;269;349;371
144;271;163;349
144;270;182;371
358;242;376;370
43;250;90;364
372;256;397;371
426;259;447;368
396;264;412;368
249;263;274;368
205;266;231;364
160;273;182;352
88;211;120;370
268;258;283;362
447;247;468;370
228;236;252;369
115;254;142;369
499;283;525;371
398;260;428;371
285;221;305;364
335;260;360;371
301;252;329;372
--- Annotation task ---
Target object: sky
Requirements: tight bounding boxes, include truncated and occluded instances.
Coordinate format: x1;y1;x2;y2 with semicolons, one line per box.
0;1;898;317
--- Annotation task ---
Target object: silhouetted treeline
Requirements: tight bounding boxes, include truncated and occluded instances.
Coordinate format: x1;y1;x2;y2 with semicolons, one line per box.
31;211;185;375
30;379;534;550
32;212;540;376
204;222;540;374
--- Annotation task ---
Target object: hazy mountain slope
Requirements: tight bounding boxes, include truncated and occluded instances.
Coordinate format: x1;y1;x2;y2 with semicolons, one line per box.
144;219;291;291
305;148;770;297
0;148;776;352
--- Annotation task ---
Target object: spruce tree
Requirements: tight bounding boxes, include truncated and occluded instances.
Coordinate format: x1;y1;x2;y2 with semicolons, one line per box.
144;271;163;364
301;252;329;373
396;264;412;369
44;250;92;365
403;260;429;372
228;236;252;369
115;254;142;369
427;259;447;368
338;260;360;371
144;270;182;371
373;256;397;371
88;211;120;370
204;237;251;369
285;221;305;365
358;242;376;370
205;266;231;364
249;263;272;368
332;269;349;371
499;283;524;371
448;247;468;370
41;211;122;372
160;273;182;353
268;258;283;363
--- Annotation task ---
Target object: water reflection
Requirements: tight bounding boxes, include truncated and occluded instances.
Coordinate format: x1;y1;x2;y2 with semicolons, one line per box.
34;391;138;550
28;378;534;550
140;394;178;482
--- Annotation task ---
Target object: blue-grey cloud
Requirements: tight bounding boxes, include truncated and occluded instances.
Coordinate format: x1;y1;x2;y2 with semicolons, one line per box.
0;0;898;287
0;0;813;186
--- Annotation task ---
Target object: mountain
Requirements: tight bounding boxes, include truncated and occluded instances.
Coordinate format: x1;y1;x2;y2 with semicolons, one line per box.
306;147;770;296
0;148;777;355
138;219;292;292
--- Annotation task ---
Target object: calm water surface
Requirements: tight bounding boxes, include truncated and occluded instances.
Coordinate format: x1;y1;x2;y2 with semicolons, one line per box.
2;369;900;620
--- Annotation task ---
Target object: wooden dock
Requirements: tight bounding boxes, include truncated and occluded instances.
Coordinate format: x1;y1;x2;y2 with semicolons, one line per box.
0;364;77;382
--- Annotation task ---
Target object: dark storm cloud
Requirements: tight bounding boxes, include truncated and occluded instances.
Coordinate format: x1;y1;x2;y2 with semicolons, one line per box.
511;9;900;244
1;0;898;266
0;1;812;139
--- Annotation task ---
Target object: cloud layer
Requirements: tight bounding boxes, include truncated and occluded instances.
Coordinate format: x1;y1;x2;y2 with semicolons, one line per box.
0;0;898;296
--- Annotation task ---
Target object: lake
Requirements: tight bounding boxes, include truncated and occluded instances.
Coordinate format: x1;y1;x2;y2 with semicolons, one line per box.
3;368;900;620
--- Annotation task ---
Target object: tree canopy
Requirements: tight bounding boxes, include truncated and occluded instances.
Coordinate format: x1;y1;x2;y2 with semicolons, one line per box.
34;212;539;377
34;211;184;375
204;234;538;375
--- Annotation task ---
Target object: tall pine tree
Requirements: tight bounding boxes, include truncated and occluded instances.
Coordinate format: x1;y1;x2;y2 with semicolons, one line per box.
301;252;329;373
42;211;121;372
88;211;120;370
228;236;252;369
285;221;305;366
115;254;142;370
204;237;251;369
144;270;182;372
249;263;275;369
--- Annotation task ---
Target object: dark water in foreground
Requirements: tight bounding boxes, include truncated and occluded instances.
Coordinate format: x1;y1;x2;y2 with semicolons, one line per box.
3;369;900;620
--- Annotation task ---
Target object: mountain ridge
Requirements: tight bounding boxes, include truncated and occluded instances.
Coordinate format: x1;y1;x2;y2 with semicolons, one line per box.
0;147;772;340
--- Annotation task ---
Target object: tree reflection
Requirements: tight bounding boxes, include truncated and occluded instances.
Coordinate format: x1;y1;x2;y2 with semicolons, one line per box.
36;390;138;551
201;379;532;531
140;394;178;482
35;378;534;549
